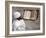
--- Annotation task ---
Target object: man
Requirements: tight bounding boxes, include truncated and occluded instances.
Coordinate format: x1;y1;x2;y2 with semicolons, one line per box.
12;12;26;31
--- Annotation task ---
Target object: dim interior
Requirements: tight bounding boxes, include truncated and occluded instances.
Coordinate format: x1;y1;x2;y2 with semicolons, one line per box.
12;7;40;31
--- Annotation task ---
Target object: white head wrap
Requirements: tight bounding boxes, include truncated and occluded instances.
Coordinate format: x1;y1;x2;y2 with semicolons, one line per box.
13;12;21;18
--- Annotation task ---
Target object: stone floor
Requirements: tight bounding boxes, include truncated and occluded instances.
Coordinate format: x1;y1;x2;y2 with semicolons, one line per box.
24;20;40;30
12;19;40;31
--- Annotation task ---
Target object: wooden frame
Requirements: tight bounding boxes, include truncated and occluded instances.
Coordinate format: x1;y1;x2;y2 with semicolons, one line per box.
5;1;45;37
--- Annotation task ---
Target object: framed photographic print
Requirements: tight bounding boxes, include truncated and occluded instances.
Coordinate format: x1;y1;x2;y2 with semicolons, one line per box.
5;1;45;37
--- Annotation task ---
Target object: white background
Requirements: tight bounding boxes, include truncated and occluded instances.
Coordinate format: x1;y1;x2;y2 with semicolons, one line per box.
0;0;46;38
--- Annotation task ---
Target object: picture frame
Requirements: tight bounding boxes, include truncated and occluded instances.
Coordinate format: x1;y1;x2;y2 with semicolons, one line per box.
5;1;45;37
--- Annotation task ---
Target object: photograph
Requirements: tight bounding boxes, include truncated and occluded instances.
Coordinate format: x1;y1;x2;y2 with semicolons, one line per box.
9;4;43;34
5;1;45;37
12;7;40;31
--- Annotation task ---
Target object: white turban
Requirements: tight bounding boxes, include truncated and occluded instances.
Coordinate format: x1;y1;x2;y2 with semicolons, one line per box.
13;12;21;18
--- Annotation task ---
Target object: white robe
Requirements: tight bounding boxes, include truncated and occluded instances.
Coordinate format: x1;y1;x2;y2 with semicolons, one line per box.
12;19;26;31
